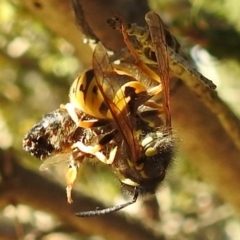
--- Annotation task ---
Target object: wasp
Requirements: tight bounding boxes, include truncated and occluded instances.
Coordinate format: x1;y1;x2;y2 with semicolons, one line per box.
23;9;175;216
68;15;174;218
23;34;173;215
63;31;173;216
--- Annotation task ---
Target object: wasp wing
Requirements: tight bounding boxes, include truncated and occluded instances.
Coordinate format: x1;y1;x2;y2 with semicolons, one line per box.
145;11;171;129
92;42;142;162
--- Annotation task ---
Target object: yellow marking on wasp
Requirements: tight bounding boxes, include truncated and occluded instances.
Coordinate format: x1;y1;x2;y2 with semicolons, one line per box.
112;81;148;114
127;158;134;168
147;121;155;128
141;136;153;147
139;170;148;178
136;162;144;170
69;71;106;119
145;147;157;157
121;178;139;186
69;69;149;122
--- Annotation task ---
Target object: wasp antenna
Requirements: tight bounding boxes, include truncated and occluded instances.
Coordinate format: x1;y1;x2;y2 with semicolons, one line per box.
76;188;139;217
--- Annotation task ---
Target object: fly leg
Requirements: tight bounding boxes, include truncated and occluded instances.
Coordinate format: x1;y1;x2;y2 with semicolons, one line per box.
66;157;80;204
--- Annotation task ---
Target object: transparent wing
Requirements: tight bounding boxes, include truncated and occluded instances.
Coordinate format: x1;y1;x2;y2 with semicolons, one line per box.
92;42;142;162
145;11;171;129
39;152;72;171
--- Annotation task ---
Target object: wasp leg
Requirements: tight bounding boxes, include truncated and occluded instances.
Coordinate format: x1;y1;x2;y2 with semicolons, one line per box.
112;17;163;87
113;62;161;86
62;103;79;126
144;100;163;110
119;18;140;63
76;187;139;217
62;103;105;128
73;141;118;165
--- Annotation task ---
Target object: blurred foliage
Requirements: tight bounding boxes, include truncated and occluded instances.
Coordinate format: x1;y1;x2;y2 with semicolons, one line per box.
1;0;240;240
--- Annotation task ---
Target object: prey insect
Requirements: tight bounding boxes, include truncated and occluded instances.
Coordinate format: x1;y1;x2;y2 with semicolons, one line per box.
107;11;216;91
23;107;117;203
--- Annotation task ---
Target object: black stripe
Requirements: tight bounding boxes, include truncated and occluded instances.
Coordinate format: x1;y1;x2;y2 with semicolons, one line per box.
80;69;95;101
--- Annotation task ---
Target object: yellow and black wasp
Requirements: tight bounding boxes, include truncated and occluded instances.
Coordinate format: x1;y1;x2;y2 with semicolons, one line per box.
62;10;174;217
23;9;175;216
74;41;174;217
